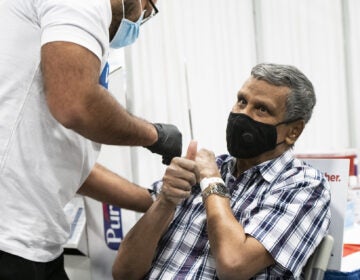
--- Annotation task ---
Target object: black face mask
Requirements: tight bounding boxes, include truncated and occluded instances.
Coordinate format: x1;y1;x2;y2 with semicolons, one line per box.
226;113;296;159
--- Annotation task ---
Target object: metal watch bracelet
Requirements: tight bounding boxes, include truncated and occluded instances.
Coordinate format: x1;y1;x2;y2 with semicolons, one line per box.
201;182;230;201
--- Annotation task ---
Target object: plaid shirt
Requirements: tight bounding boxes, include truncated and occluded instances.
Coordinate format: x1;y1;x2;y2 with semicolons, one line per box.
146;150;331;279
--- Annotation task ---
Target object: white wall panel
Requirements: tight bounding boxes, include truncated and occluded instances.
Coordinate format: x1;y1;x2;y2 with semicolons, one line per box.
179;0;257;156
343;0;360;153
253;0;350;153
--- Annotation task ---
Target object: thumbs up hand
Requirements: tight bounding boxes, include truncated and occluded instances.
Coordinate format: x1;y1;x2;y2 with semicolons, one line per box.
159;140;199;207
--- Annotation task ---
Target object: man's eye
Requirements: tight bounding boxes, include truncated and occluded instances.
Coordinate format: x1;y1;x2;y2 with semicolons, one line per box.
238;97;246;105
258;106;268;113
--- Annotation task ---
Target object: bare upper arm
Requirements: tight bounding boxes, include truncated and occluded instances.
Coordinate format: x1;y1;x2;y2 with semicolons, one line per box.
41;42;101;127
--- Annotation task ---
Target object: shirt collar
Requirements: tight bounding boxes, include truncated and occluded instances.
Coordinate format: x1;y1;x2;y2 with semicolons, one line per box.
257;149;294;183
222;150;294;183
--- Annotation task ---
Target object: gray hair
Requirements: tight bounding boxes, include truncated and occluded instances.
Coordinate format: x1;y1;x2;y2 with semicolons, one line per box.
251;63;316;124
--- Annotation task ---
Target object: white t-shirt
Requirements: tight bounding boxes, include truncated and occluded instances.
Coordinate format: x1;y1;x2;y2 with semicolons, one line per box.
0;0;111;262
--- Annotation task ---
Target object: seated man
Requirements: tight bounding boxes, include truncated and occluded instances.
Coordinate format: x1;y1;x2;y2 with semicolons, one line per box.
112;63;331;279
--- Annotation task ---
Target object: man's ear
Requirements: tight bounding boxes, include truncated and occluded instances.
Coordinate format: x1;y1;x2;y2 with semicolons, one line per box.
285;119;305;145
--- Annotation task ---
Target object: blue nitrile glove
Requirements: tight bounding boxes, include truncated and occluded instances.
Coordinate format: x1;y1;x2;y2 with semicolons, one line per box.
145;123;182;165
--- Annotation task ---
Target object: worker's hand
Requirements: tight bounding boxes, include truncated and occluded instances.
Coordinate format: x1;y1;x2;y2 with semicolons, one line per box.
195;149;221;181
145;123;182;165
159;141;199;206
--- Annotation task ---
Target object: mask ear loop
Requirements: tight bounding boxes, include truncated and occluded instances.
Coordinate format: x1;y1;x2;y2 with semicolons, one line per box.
139;0;145;18
275;117;303;146
121;0;125;19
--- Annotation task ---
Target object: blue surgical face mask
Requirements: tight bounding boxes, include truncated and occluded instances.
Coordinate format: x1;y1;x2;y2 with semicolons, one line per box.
110;1;145;49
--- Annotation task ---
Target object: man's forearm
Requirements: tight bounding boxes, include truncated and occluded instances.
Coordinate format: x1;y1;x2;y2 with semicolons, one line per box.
112;198;176;280
68;85;158;147
204;196;274;279
78;163;153;212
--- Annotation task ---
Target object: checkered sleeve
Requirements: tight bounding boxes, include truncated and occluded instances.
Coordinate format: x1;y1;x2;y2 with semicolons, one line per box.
149;180;163;200
244;167;331;278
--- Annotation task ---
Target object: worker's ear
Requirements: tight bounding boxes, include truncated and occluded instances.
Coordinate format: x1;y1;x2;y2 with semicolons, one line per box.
285;119;305;145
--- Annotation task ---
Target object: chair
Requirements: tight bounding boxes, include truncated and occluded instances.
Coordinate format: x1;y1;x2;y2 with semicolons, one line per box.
303;235;334;280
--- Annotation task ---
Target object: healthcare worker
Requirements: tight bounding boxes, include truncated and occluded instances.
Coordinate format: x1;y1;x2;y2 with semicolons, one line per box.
0;0;181;279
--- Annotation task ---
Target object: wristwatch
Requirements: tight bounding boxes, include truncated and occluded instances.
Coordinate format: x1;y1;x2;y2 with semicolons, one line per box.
202;182;230;201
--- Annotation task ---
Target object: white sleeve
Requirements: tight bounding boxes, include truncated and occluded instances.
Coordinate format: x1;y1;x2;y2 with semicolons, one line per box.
36;0;111;61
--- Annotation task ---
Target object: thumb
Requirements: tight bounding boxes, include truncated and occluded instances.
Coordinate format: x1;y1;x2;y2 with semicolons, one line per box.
185;140;197;160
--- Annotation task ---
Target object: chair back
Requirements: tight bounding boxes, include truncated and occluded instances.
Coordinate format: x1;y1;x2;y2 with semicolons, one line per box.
303;235;334;280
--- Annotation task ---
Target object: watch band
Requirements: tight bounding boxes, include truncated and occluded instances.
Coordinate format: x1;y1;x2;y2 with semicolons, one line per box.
200;177;225;191
201;182;230;201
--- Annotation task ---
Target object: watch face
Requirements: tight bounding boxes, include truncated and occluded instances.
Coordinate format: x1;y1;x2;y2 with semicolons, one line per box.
205;183;230;199
214;183;228;195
